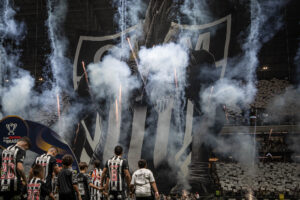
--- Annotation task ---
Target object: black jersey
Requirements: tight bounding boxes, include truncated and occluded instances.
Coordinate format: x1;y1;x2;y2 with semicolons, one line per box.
33;153;57;189
27;177;50;200
90;168;102;200
77;172;91;200
57;168;78;198
105;156;129;192
0;145;26;193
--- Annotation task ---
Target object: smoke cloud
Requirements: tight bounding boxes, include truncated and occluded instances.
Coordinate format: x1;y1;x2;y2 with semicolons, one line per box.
1;73;34;115
180;0;212;25
0;0;33;118
139;43;189;103
193;0;287;183
88;54;140;103
46;0;71;91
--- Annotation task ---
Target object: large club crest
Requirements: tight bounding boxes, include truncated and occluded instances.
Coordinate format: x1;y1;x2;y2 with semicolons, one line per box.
72;15;232;176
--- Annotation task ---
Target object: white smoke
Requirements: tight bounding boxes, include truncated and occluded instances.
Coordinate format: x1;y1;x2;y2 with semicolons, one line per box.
88;55;140;103
113;0;146;30
0;0;34;119
180;0;212;25
194;0;287;183
266;26;300;162
46;0;71;91
138;42;189;189
1;74;34;115
139;42;189;103
0;0;25;39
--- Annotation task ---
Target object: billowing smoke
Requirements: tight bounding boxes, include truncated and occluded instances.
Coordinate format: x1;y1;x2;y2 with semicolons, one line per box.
0;0;25;39
139;43;189;103
266;29;300;162
138;42;189;190
0;0;34;118
1;73;34;115
88;55;140;103
194;0;287;182
44;0;86;143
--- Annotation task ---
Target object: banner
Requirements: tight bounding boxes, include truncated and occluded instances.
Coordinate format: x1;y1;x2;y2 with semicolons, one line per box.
0;116;79;170
72;15;232;183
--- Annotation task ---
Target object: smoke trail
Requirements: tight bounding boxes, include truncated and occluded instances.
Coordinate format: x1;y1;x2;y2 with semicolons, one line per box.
0;0;35;118
44;0;87;143
191;0;288;188
46;0;71;92
179;0;212;25
113;0;146;31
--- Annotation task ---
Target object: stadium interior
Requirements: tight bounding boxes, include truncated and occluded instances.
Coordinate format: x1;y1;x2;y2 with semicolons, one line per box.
0;0;300;200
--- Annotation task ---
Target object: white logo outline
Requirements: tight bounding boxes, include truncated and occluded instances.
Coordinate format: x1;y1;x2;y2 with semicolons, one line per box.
6;123;17;136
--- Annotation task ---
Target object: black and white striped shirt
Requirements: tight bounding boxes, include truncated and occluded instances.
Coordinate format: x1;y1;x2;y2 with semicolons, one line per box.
0;145;25;192
27;177;50;200
33;153;57;189
105;156;129;192
90;168;102;200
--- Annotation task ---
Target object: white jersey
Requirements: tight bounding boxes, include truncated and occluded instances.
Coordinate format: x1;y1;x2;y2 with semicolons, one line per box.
130;168;155;197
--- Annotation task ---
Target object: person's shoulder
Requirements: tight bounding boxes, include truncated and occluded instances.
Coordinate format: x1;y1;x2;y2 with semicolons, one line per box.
37;178;45;184
15;145;25;152
50;155;56;161
143;168;153;175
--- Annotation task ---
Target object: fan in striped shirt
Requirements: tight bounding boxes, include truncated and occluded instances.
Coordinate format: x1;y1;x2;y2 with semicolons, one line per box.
90;160;103;200
100;146;131;200
0;137;31;200
27;164;55;200
29;146;60;195
77;162;102;200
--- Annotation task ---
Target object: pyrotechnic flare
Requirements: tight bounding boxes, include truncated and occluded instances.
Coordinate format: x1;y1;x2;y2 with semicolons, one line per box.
268;128;273;140
247;189;254;200
126;37;138;66
81;61;89;86
126;37;145;85
56;93;61;118
174;68;178;89
119;84;122;105
115;98;119;123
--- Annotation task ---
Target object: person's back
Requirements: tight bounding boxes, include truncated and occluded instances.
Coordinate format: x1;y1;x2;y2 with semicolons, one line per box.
0;137;31;200
90;162;102;200
27;164;55;200
58;168;74;196
0;145;22;193
100;146;131;200
77;172;90;200
107;156;126;192
32;146;59;193
78;161;101;200
132;168;154;197
57;154;80;200
130;160;159;200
